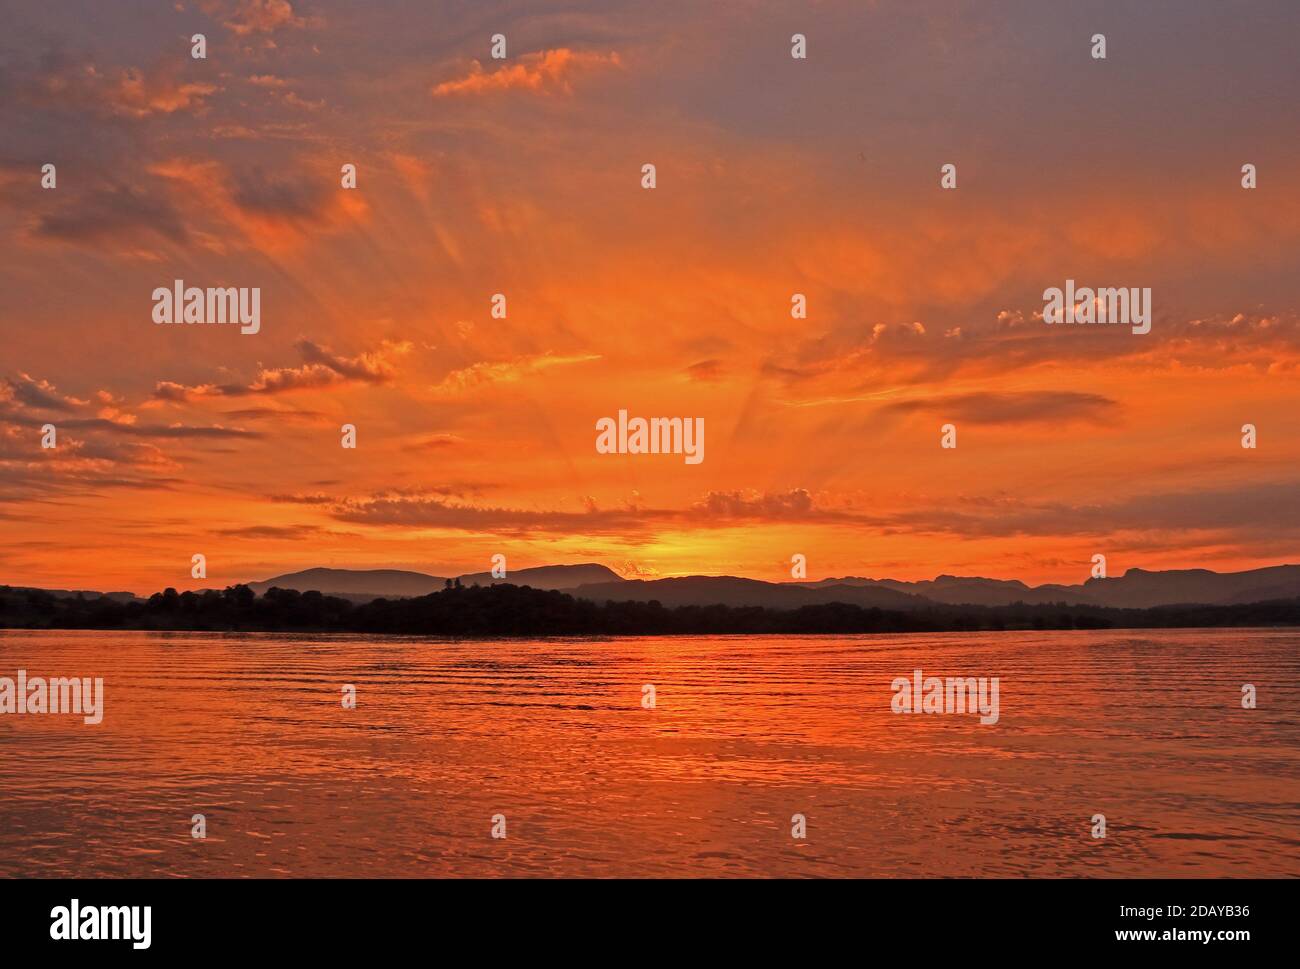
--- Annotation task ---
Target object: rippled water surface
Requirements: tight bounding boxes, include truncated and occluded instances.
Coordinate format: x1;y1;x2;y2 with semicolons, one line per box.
0;628;1296;877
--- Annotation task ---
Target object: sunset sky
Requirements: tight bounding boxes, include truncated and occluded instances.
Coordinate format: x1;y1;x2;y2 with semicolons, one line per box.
2;0;1299;594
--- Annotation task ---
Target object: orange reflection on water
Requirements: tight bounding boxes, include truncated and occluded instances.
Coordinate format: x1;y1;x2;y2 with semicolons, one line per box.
0;628;1296;877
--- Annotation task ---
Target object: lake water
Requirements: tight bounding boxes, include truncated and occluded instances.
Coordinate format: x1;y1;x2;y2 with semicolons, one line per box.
0;628;1296;877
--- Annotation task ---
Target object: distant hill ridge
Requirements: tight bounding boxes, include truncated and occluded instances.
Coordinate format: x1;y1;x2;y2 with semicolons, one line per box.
246;568;447;600
569;576;925;610
245;563;623;600
0;586;138;602
795;564;1300;609
234;562;1300;610
10;563;1298;610
457;563;623;591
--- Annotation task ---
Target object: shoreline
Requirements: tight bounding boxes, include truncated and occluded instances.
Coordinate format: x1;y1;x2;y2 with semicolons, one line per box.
4;586;1300;637
2;624;1297;639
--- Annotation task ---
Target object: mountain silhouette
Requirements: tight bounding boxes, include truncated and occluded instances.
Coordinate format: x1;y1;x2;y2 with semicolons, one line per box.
796;564;1300;609
457;563;622;591
246;562;623;601
572;576;924;610
9;562;1300;611
246;568;446;599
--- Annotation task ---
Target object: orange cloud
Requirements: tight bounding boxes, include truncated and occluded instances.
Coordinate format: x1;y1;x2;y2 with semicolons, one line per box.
21;56;217;119
430;353;601;396
153;339;411;401
432;49;621;97
2;373;89;412
222;0;305;36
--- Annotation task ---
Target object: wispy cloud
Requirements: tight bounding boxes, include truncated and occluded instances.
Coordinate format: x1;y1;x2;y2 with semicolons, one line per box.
18;52;218;119
432;49;621;97
430;352;600;396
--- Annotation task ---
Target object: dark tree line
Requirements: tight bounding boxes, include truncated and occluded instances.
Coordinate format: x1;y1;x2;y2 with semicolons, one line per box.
4;583;1300;636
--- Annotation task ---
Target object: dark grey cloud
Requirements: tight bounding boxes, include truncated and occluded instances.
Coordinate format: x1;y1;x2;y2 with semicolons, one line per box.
30;183;189;246
879;391;1119;426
